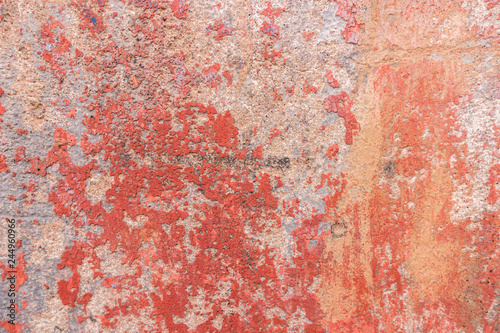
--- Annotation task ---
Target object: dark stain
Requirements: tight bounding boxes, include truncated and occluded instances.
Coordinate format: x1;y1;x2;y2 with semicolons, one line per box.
384;161;395;177
331;220;348;239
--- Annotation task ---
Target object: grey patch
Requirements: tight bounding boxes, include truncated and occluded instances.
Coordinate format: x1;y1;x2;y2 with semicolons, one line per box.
475;54;494;72
322;110;339;126
308;239;318;249
284;218;300;235
319;222;331;235
477;39;491;48
319;4;346;43
431;52;444;61
303;197;326;214
315;181;330;197
462;54;473;64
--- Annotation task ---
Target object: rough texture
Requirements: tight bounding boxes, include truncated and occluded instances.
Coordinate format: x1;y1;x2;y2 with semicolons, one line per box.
0;0;499;332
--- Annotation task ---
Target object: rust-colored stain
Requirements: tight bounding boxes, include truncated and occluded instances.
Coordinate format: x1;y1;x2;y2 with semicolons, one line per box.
0;0;499;332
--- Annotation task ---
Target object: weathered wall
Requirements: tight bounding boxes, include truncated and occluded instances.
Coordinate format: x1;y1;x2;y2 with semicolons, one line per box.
0;0;499;332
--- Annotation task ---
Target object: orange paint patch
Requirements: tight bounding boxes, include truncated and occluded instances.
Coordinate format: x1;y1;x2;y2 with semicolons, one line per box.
369;61;473;330
321;61;477;331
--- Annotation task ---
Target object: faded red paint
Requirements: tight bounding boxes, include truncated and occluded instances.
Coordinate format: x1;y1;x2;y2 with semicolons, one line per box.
203;63;222;88
0;87;5;115
323;91;360;145
366;62;478;331
170;0;189;19
326;143;338;160
302;79;318;94
207;20;233;41
222;70;233;86
263;43;282;61
332;0;361;43
323;61;498;332
0;153;8;172
303;31;314;41
25;78;330;330
325;70;340;88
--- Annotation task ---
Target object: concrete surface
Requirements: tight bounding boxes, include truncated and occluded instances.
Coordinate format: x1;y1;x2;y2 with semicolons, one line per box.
0;0;499;331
